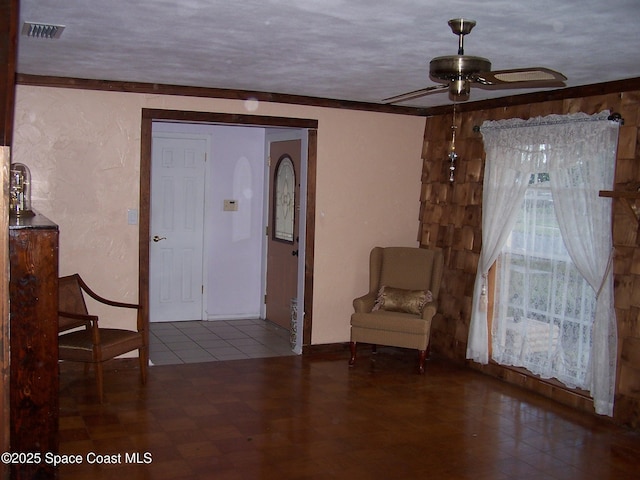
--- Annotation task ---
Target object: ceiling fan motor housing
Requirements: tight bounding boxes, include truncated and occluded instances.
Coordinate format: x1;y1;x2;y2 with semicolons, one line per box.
430;55;491;101
429;55;491;81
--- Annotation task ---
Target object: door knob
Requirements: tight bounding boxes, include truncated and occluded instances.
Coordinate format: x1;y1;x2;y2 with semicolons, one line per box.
152;235;167;242
292;250;299;257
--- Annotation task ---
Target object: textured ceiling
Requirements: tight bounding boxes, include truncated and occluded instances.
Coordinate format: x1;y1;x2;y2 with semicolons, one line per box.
16;0;640;109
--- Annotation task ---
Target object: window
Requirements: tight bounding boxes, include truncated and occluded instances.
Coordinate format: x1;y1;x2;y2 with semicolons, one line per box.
468;112;620;415
273;155;295;243
491;173;594;389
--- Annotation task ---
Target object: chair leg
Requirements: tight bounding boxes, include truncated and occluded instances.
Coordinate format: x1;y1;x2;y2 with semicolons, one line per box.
418;350;426;374
95;362;104;403
349;341;356;366
139;347;148;385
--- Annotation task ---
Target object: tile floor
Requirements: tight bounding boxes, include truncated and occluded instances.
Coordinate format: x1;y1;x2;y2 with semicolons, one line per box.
149;319;295;365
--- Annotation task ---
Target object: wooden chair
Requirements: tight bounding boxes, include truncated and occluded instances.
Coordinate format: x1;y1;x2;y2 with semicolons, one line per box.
349;247;443;373
58;274;147;402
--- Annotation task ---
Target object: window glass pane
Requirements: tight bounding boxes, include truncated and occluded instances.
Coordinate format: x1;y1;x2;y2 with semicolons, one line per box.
492;174;595;389
274;156;295;242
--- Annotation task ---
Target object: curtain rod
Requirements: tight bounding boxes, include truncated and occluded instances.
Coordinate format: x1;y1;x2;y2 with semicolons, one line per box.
472;112;623;133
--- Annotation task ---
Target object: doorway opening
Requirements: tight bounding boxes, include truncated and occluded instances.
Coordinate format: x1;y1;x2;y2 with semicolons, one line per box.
139;109;318;365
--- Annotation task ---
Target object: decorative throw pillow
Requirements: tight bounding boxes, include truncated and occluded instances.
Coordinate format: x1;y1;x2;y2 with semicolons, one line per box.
372;285;433;315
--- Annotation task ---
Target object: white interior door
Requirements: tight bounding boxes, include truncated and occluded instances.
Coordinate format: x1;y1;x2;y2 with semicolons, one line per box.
150;132;208;322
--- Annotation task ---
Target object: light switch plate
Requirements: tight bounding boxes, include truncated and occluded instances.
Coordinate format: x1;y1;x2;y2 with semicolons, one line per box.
127;208;139;225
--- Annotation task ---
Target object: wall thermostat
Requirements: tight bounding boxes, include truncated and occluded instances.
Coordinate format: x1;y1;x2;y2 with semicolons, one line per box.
223;199;238;211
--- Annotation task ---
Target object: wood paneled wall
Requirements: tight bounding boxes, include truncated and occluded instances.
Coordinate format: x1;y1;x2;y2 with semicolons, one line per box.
419;87;640;428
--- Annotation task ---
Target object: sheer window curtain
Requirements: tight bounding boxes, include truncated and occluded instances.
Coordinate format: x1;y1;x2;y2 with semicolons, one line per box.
467;111;620;416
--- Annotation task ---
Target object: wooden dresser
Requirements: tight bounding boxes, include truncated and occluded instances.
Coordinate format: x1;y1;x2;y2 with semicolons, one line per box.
9;212;59;479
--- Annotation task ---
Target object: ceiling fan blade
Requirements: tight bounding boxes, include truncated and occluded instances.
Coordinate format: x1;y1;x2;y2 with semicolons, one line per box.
473;67;567;89
382;84;448;104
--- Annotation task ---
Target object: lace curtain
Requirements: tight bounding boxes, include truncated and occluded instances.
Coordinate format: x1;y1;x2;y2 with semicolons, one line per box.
467;111;620;416
492;178;596;388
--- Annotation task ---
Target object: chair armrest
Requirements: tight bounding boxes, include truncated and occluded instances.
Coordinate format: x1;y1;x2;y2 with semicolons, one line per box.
83;292;140;310
59;311;102;345
353;292;377;313
421;301;437;321
59;311;98;323
75;275;140;310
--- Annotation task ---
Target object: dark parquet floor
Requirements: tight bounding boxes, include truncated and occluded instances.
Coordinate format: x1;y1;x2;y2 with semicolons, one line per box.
58;347;640;479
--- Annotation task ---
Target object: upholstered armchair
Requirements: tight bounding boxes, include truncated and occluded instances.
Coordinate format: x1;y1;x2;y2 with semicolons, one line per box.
349;246;444;373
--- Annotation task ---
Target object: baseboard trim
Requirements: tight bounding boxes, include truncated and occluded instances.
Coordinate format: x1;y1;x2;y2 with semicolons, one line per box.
302;342;350;355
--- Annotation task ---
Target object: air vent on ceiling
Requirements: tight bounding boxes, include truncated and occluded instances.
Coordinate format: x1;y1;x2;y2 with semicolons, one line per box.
21;22;65;39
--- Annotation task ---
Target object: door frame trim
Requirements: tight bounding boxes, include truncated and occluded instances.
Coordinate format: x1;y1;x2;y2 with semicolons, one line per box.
140;109;318;348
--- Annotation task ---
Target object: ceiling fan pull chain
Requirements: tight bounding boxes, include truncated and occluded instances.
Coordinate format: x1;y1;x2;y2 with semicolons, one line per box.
448;102;459;183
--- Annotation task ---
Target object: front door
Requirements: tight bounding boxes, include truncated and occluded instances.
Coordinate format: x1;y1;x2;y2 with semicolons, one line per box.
266;140;301;330
149;132;208;322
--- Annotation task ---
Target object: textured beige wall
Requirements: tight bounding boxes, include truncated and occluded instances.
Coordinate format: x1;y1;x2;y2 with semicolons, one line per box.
12;85;425;345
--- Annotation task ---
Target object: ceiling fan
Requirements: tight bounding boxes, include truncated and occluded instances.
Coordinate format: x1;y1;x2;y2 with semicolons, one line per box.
383;18;567;104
